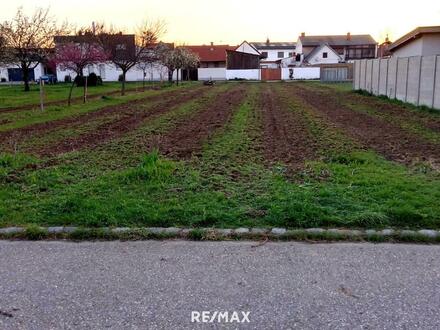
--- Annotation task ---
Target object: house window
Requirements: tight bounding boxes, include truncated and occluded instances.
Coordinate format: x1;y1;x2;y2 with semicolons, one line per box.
277;51;284;58
261;52;268;58
288;52;294;57
322;52;328;58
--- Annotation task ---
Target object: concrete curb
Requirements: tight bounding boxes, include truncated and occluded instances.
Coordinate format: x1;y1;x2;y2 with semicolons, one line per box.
0;226;440;243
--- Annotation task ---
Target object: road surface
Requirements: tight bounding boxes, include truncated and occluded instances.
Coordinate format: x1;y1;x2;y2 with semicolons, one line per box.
1;241;440;329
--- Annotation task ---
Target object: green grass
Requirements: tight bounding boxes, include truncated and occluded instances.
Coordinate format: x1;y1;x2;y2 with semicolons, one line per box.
0;82;439;230
0;81;167;109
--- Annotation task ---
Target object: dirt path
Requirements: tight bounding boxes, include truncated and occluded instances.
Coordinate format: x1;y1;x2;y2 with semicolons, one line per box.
144;84;247;159
0;86;204;153
257;84;319;169
290;84;440;167
33;87;210;157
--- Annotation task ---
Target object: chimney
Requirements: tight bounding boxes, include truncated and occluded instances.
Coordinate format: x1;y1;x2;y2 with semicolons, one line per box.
266;37;270;44
301;32;305;37
92;21;96;35
347;32;351;41
210;42;214;46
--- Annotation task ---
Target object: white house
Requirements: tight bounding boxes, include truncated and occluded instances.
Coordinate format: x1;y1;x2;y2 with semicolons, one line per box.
296;33;377;65
0;63;45;82
302;44;342;65
389;26;440;58
250;40;296;68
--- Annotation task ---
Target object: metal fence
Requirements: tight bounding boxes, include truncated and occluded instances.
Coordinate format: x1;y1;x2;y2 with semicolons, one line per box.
353;56;440;110
320;64;353;82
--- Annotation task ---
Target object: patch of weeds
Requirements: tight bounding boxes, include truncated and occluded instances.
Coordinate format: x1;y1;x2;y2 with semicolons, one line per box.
187;228;205;240
386;208;427;228
348;212;390;228
24;225;48;240
122;151;176;183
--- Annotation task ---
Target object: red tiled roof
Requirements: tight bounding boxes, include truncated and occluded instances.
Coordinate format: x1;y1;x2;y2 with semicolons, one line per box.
183;45;236;62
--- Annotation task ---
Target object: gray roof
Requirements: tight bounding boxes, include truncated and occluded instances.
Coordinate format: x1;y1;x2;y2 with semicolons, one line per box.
251;42;296;50
299;34;376;46
389;26;440;51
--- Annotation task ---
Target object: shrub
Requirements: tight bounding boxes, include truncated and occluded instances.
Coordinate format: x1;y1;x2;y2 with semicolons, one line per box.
64;75;72;83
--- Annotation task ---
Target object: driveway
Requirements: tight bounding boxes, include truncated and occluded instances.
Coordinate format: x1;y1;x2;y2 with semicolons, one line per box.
1;241;439;329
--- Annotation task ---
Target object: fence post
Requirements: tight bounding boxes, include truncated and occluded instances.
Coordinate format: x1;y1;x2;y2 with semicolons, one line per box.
394;59;399;99
385;58;389;96
416;56;423;106
404;58;409;102
432;55;438;109
39;79;44;111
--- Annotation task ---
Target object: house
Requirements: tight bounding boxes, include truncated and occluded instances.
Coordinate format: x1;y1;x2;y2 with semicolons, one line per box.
182;43;236;80
250;39;296;68
296;32;377;65
54;33;170;82
226;41;262;80
389;26;440;57
377;36;392;58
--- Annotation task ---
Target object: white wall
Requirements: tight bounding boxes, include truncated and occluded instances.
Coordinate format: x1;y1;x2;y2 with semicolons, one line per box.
421;34;440;56
235;42;260;55
392;37;424;58
281;67;320;80
226;69;260;80
0;66;9;81
307;45;340;65
260;49;295;61
57;62;169;82
198;68;226;80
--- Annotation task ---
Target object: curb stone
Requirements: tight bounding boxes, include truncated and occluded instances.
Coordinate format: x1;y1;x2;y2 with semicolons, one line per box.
0;227;439;243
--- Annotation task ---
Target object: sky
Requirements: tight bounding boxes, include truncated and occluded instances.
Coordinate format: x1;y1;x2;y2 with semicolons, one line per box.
1;0;439;45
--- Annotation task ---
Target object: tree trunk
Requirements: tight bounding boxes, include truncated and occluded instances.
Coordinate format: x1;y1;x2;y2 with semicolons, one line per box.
22;64;30;92
67;77;76;106
121;71;127;96
176;69;179;86
168;69;173;82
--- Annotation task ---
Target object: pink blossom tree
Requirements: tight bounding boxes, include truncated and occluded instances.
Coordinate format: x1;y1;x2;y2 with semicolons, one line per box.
55;42;108;105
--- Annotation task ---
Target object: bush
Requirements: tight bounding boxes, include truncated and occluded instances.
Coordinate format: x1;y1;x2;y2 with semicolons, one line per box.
64;75;72;83
0;77;6;82
74;73;103;87
118;74;124;82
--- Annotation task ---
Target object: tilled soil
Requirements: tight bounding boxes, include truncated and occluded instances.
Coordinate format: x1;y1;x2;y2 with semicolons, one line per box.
290;84;440;166
308;84;440;133
145;84;247;159
33;87;210;157
0;86;204;154
258;85;319;168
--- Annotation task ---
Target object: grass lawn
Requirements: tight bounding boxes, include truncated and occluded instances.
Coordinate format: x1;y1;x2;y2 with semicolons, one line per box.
0;81;160;109
1;81;440;230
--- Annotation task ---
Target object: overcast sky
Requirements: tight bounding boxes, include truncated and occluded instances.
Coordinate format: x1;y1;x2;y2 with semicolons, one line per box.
1;0;439;45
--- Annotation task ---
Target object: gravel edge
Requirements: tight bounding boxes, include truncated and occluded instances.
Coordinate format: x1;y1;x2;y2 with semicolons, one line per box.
0;226;439;243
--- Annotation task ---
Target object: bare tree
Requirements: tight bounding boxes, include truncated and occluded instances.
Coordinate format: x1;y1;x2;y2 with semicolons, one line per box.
0;7;68;91
96;20;166;96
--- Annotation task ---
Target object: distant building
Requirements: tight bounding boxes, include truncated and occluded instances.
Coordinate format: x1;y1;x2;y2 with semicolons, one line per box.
296;32;377;65
182;43;236;80
377;36;392;58
250;39;296;68
389;26;440;57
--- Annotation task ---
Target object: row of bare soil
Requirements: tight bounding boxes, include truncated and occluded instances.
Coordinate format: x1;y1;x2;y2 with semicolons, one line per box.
257;84;320;169
304;83;440;133
141;84;248;159
289;84;440;167
33;87;211;157
0;86;205;155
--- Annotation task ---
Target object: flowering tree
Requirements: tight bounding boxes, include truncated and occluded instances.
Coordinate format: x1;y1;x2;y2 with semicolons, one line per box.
0;7;68;91
55;42;108;105
161;47;199;85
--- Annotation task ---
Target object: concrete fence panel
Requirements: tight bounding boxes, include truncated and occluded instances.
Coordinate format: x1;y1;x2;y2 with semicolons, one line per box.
354;60;361;89
406;56;422;105
378;58;388;96
365;60;373;93
371;59;380;95
434;56;440;109
395;57;409;102
387;58;398;99
419;55;437;108
359;60;367;90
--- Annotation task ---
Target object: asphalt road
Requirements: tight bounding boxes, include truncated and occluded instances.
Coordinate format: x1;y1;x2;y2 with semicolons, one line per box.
1;241;440;329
